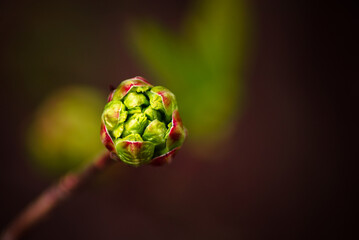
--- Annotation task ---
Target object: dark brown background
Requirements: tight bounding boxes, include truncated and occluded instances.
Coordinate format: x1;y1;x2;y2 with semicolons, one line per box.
0;0;355;239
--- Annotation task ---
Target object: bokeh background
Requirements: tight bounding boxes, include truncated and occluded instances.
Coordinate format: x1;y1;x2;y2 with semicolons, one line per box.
0;0;355;239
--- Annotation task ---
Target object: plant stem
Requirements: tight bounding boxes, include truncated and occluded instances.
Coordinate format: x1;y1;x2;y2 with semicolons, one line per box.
1;151;115;240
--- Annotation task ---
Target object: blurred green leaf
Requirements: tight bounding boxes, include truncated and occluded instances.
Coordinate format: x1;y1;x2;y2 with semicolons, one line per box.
130;0;250;149
27;86;105;177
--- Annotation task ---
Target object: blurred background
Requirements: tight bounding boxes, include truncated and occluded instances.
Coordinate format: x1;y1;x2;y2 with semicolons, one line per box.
0;0;355;239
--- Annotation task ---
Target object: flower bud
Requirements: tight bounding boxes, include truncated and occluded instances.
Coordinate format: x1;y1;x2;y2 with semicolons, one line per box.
122;113;148;137
147;86;177;123
142;119;167;145
143;106;162;121
123;92;149;109
102;101;127;131
101;76;186;166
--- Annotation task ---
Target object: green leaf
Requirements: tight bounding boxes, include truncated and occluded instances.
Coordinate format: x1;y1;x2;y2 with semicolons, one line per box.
129;0;250;146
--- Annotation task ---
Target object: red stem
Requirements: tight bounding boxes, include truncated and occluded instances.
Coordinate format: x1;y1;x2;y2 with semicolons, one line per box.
1;152;114;240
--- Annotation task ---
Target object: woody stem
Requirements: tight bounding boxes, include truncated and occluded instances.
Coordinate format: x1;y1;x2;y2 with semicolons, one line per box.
1;151;114;240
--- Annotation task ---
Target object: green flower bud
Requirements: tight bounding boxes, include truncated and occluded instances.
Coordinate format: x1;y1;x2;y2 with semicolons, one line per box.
147;86;177;123
128;107;142;114
123;92;149;109
102;101;127;131
122;133;143;141
122;113;148;137
143;106;163;121
101;76;187;166
115;139;155;166
112;123;124;139
142;120;167;145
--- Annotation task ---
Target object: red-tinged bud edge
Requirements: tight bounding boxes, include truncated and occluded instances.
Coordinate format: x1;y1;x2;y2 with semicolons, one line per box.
148;86;177;122
150;147;179;166
167;110;186;151
134;76;152;85
113;77;153;100
107;90;115;102
100;122;116;153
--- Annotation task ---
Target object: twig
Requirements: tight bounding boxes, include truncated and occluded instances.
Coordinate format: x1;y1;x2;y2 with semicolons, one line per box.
1;151;115;240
